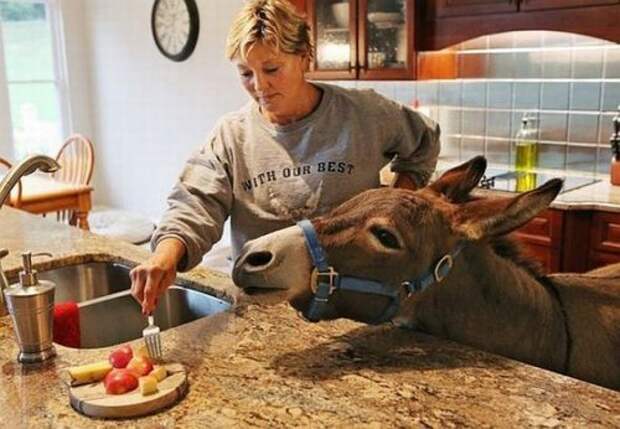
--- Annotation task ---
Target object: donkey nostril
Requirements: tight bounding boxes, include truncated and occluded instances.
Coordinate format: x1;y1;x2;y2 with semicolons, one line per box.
246;251;273;267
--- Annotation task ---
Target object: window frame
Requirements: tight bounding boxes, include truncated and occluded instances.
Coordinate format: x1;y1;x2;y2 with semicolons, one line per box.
0;0;71;159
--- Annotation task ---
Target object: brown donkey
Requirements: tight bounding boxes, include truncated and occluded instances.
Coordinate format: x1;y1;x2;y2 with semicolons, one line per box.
233;157;620;390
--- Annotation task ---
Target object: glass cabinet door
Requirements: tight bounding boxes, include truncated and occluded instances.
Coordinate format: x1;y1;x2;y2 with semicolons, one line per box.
359;0;414;79
307;0;357;79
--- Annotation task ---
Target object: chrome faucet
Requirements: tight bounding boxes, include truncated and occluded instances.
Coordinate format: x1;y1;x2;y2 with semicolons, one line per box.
0;154;60;208
0;154;60;316
0;248;9;316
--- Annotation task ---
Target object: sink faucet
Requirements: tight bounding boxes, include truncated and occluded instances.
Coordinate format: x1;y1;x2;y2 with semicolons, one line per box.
0;154;60;208
0;154;60;316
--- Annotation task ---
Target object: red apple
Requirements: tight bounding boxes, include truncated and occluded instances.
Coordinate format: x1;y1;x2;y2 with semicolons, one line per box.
104;368;138;395
108;344;133;369
126;355;153;377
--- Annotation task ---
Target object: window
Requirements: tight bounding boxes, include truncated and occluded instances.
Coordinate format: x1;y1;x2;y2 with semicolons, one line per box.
0;0;69;160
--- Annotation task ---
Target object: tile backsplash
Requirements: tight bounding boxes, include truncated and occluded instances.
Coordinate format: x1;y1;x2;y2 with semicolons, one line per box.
330;31;620;177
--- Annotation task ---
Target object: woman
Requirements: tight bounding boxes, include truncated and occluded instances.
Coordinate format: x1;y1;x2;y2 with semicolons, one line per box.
130;0;440;314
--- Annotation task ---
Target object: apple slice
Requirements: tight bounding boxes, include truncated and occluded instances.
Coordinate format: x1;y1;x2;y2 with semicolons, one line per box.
104;369;138;395
126;355;154;377
108;344;133;369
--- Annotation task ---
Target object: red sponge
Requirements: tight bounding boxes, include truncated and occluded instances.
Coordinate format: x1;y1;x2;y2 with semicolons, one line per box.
53;301;80;348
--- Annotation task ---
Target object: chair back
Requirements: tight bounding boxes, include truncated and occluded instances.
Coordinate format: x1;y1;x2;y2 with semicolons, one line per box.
53;134;94;185
53;134;94;225
0;156;22;207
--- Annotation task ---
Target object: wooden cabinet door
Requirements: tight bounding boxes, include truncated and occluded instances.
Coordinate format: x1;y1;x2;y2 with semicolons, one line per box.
519;0;620;12
358;0;415;80
289;0;307;12
587;211;620;270
513;209;564;273
590;211;620;250
306;0;358;80
429;0;518;18
588;251;620;270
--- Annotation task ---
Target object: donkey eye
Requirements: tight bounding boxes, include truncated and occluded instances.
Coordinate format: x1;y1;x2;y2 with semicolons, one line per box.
371;227;401;249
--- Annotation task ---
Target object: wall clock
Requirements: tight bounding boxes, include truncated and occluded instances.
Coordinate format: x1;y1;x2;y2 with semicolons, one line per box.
151;0;200;62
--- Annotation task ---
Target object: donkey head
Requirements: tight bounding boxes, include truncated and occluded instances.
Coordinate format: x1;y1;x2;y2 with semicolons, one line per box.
232;157;563;324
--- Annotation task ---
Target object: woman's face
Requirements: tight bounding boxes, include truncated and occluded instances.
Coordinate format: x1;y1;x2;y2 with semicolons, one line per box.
234;41;309;122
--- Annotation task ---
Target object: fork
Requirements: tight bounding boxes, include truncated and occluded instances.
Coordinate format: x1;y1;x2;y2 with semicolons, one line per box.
142;314;162;360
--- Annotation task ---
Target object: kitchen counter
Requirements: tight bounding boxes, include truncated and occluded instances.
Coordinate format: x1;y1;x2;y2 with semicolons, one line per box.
552;179;620;212
1;207;619;428
471;178;620;213
430;159;620;212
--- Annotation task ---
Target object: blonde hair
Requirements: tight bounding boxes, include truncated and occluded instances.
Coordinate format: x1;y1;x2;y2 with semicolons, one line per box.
226;0;313;62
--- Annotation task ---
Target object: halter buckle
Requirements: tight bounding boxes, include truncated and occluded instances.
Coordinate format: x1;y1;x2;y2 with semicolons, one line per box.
434;254;453;282
402;281;419;296
311;266;339;295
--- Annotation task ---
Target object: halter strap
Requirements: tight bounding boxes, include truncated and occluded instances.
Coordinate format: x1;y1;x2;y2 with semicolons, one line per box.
296;219;464;323
402;244;465;295
298;219;330;272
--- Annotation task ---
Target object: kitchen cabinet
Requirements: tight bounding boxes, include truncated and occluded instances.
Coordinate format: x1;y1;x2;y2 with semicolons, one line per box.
514;209;620;274
420;0;620;50
432;1;517;18
290;0;307;13
305;0;415;80
589;211;620;270
430;0;618;17
514;209;564;273
520;0;620;12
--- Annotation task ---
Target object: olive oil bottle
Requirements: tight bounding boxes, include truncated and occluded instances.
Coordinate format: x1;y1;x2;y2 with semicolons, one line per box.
515;116;538;172
514;115;539;192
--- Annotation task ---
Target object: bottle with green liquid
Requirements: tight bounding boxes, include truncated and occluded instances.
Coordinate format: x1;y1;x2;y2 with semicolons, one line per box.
514;115;538;191
515;115;538;171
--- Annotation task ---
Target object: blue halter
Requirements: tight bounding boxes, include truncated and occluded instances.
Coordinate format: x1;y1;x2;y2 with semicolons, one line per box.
296;219;464;324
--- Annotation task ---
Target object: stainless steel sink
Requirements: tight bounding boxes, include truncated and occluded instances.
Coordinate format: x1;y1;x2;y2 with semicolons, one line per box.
37;261;231;349
77;286;230;348
39;261;132;303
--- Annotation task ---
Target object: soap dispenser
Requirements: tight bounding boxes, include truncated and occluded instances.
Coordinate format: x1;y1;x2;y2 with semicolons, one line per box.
610;107;620;186
3;252;56;363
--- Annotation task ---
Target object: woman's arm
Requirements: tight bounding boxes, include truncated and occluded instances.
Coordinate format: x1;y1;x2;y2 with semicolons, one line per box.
130;237;186;314
132;123;234;313
389;107;441;188
376;95;441;188
151;125;234;272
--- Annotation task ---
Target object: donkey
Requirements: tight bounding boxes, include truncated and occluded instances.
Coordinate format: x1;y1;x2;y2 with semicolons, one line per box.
232;156;620;390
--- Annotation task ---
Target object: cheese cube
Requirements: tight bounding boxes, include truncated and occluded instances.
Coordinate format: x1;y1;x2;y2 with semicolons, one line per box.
151;365;167;382
139;375;158;396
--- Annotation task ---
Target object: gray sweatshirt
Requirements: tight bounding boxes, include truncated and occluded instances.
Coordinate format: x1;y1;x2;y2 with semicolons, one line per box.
152;82;440;271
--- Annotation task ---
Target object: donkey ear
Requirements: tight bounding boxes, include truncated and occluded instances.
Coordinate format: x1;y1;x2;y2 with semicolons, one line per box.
429;156;487;202
455;178;564;240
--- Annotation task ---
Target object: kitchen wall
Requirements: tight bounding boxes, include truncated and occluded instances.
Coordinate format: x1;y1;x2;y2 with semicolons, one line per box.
61;0;94;149
339;31;619;178
64;1;618;222
65;0;247;221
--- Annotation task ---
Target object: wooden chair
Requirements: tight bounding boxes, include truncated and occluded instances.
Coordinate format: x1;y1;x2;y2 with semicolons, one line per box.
0;156;22;208
52;134;95;224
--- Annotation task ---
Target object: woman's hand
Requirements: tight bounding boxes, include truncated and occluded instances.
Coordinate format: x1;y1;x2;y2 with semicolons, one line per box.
130;238;186;315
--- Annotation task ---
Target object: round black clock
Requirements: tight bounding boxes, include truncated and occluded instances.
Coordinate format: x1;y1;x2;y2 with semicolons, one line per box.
151;0;199;62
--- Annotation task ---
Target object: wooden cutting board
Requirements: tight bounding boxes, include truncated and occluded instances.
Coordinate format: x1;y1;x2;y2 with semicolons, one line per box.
69;363;188;418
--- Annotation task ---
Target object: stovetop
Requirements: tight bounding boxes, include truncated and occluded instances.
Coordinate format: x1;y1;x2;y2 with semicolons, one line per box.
477;168;599;194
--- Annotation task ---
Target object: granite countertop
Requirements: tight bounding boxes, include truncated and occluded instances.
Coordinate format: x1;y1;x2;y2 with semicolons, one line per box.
551;179;620;212
384;160;620;212
1;207;619;428
462;162;620;212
